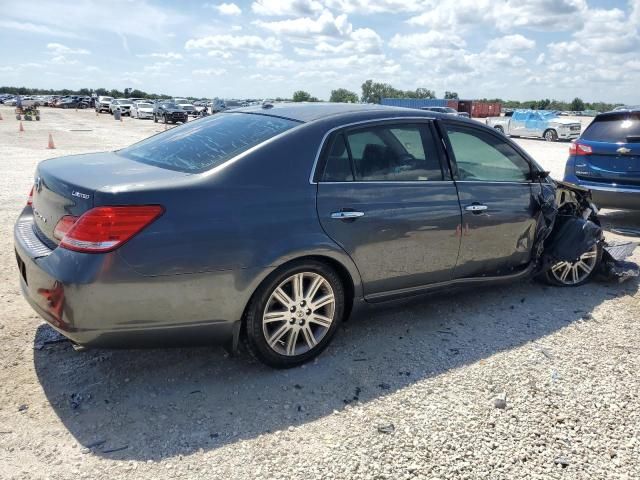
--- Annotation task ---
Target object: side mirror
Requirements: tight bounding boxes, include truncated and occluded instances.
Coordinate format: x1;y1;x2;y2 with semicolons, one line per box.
528;170;550;181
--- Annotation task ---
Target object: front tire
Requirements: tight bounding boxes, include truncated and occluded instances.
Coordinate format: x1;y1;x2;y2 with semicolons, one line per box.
543;243;602;287
244;260;345;368
544;129;558;142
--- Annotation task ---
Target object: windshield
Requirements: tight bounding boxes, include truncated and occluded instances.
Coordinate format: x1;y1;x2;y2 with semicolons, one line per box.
581;114;640;143
119;100;134;105
136;102;152;107
118;112;300;173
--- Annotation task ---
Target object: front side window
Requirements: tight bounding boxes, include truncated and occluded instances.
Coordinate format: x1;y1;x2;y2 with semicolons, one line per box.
119;112;299;173
321;123;443;182
445;125;531;182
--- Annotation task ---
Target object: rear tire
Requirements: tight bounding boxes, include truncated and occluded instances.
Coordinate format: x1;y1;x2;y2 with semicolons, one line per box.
244;260;345;368
544;129;558;142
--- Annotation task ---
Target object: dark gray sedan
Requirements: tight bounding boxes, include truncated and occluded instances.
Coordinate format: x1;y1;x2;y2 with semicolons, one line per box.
15;104;602;367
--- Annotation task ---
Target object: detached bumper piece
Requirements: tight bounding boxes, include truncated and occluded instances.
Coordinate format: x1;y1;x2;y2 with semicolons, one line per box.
598;241;640;283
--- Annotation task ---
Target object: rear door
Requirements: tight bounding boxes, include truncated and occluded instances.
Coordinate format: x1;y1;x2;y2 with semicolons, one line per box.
315;120;462;298
441;122;538;279
577;112;640;186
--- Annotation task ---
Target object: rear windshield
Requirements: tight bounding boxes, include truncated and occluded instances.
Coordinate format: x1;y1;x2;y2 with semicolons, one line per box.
582;113;640;143
118;112;300;173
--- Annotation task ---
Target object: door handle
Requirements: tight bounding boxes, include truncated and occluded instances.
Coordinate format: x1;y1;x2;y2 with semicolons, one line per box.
331;211;365;220
464;204;488;213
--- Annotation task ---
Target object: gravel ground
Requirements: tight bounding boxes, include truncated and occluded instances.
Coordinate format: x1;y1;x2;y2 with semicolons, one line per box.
0;107;638;479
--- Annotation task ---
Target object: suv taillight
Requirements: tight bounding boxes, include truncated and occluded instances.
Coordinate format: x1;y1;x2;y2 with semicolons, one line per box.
57;205;163;253
569;142;592;156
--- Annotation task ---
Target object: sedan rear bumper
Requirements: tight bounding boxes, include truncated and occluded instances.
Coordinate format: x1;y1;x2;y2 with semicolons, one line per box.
14;211;253;348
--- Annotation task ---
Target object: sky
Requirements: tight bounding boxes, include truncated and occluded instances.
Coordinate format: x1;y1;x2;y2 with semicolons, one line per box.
0;0;639;102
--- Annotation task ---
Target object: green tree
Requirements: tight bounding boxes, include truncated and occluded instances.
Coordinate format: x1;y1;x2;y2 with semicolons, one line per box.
292;90;312;102
330;88;359;103
444;91;459;99
570;97;585;111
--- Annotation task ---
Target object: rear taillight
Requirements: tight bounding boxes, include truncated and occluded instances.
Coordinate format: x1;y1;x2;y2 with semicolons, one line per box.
569;142;592;156
53;215;78;241
57;205;163;253
27;186;34;206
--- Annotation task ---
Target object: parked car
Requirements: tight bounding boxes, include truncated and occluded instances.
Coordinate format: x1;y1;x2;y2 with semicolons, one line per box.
421;106;469;118
15;104;606;368
131;101;154;119
58;98;89;109
109;99;134;116
153;101;188;123
173;98;197;116
564;109;640;209
486;110;581;141
95;96;114;113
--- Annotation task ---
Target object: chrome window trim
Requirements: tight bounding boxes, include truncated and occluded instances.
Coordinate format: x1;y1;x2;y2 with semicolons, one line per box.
319;180;456;185
309;116;437;185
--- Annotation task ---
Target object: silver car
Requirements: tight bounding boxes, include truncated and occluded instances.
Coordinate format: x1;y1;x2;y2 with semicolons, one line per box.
131;101;154;119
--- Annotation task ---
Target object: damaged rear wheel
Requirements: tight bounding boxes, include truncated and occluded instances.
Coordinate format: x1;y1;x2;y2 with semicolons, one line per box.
544;243;602;287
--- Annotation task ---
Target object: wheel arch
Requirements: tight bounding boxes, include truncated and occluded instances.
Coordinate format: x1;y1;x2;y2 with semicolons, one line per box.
234;252;361;353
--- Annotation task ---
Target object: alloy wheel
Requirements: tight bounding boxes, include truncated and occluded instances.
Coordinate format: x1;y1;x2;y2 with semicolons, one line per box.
262;272;335;356
550;244;599;285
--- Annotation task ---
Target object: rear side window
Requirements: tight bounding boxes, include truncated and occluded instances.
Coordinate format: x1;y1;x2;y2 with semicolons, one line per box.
321;123;444;182
119;113;299;173
581;114;640;143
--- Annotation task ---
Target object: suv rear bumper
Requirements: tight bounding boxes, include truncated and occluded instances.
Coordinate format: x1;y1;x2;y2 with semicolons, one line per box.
563;173;640;210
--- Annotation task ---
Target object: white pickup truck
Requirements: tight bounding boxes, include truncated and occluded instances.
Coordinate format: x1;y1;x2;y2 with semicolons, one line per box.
486;110;582;141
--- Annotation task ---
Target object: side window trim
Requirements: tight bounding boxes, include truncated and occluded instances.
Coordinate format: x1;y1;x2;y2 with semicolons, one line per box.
441;121;533;183
316;119;451;183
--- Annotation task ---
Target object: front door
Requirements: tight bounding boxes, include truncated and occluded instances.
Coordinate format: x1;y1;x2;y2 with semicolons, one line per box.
442;122;538;278
315;121;462;298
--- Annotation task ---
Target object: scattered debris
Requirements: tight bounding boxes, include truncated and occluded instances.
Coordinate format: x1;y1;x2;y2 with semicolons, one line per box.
17;404;28;412
377;383;391;390
102;445;129;454
554;456;570;468
69;392;91;410
376;423;395;434
493;397;507;410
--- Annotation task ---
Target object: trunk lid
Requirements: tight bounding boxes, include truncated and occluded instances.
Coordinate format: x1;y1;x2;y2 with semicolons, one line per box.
31;152;191;245
575;112;640;185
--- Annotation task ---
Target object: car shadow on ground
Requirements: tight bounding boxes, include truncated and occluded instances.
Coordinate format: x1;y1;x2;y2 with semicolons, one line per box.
33;275;638;461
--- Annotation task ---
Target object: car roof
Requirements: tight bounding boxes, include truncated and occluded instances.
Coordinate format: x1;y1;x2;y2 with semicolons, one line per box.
229;102;455;123
596;108;640;119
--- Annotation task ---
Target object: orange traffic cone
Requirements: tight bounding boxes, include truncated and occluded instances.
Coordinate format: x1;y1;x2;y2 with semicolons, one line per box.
19;121;24;132
47;133;55;149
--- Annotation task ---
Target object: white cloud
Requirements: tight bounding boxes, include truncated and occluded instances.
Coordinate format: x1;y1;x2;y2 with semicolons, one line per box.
207;50;234;59
254;9;352;38
0;19;79;38
137;52;184;60
212;2;242;15
46;42;89;55
192;68;227;76
389;31;466;51
324;0;426;14
486;34;535;53
407;0;587;32
48;55;78;65
185;34;282;51
251;0;324;16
